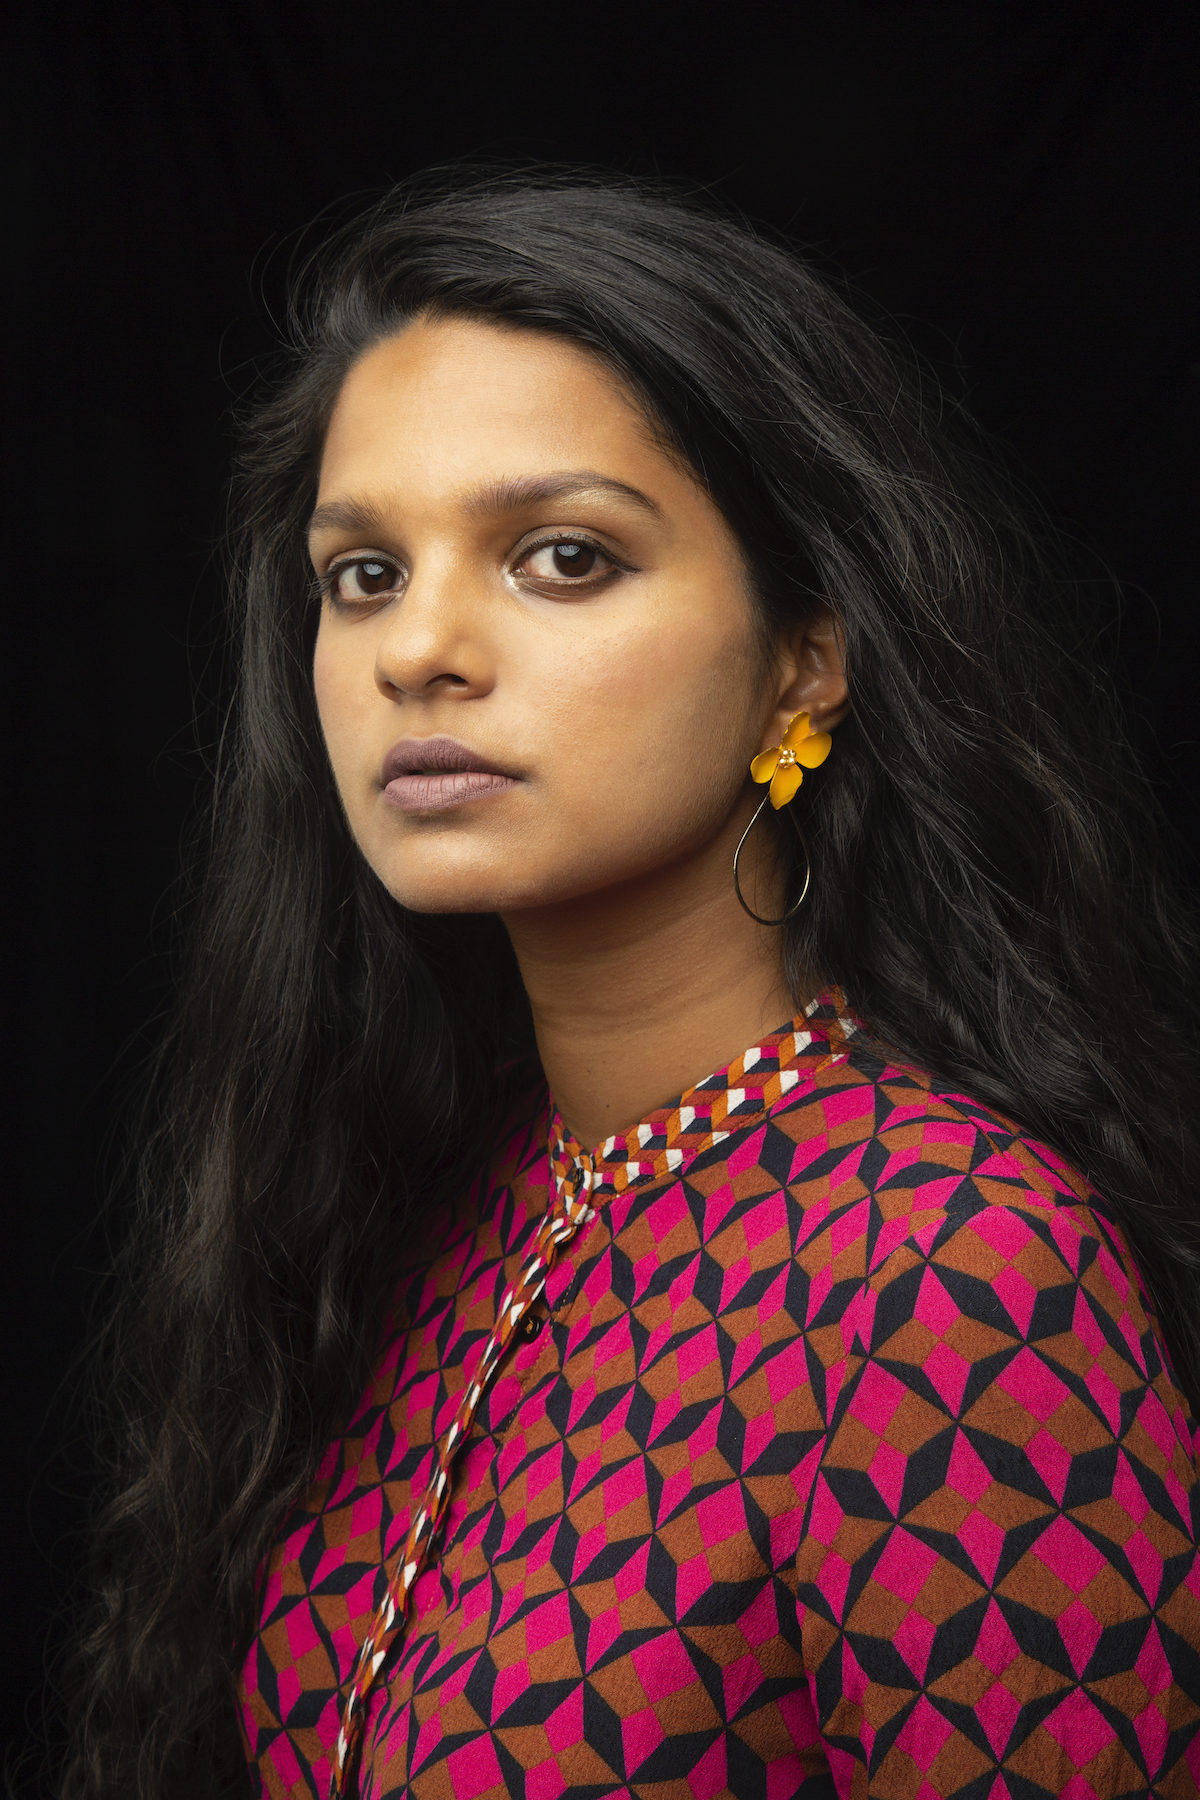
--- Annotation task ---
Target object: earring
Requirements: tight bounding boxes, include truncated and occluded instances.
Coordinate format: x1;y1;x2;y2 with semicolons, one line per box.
733;711;832;926
750;709;833;808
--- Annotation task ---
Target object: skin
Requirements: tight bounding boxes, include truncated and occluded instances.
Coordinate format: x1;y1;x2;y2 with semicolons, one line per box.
311;317;849;1149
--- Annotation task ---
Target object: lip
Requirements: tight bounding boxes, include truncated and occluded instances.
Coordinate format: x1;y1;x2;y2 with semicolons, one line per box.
379;736;521;813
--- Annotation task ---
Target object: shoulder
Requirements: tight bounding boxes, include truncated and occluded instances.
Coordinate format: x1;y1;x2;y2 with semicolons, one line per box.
398;1080;552;1264
774;1026;1191;1413
772;1025;1124;1289
777;1022;1095;1222
369;1083;552;1364
792;1066;1200;1794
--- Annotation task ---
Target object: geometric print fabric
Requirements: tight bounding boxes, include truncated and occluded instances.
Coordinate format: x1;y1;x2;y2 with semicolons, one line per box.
328;1141;601;1793
238;996;1200;1798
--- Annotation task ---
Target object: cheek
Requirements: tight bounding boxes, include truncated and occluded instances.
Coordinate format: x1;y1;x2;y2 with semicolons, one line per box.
311;631;366;792
312;632;357;737
311;633;338;724
592;584;749;707
549;604;759;813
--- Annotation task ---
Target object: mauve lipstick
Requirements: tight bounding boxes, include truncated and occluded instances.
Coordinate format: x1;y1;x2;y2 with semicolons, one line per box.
380;736;520;813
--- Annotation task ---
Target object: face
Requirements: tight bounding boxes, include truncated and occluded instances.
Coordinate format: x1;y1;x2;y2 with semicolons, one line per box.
311;316;782;918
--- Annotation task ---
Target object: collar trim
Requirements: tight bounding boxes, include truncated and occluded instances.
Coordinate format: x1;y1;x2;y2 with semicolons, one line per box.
549;991;860;1201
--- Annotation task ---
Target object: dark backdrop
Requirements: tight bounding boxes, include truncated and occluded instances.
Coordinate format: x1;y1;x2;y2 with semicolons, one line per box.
6;0;1198;1777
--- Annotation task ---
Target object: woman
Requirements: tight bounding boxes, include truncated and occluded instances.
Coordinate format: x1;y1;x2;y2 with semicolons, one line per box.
65;172;1200;1799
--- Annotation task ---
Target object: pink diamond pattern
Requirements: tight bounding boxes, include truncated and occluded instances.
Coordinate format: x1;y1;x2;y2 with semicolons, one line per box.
237;997;1200;1799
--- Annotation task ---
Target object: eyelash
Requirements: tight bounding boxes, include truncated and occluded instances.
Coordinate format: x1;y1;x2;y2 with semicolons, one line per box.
317;533;625;610
516;532;627;589
316;558;403;608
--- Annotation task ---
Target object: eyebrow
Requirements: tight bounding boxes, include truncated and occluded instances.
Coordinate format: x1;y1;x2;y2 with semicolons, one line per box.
463;471;662;520
307;470;662;540
307;496;393;539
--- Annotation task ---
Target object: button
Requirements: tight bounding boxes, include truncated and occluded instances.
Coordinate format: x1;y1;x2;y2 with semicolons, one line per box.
521;1312;544;1341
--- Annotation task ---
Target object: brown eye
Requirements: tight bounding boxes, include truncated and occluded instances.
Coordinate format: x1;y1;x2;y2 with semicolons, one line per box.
522;540;613;582
328;557;403;603
551;543;597;577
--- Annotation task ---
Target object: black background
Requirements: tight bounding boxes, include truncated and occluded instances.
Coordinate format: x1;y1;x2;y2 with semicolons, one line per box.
6;0;1198;1777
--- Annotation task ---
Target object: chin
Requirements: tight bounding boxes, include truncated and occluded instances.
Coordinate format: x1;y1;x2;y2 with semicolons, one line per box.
379;866;539;916
393;891;501;916
381;860;605;918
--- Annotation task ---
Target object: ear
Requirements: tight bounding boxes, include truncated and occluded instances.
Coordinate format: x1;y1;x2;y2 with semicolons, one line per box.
758;600;850;754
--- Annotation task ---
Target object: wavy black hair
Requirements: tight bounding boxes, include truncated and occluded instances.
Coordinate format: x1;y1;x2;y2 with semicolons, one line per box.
60;168;1200;1796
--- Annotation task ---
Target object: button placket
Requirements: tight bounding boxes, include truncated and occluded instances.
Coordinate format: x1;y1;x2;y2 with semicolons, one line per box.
329;1148;598;1796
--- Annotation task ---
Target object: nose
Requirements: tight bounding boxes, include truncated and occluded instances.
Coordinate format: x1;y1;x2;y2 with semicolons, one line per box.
372;556;495;703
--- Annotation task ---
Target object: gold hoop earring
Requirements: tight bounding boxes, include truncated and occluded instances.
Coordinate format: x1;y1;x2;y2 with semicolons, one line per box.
733;794;811;926
734;709;832;927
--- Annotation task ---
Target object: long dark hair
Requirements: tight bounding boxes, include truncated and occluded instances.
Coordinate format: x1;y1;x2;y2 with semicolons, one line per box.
61;168;1200;1796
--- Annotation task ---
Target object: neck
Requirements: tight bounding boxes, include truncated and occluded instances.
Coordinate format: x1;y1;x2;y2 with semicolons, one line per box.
501;800;801;1152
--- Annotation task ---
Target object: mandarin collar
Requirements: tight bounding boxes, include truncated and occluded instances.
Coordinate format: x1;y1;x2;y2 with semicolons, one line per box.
548;991;859;1205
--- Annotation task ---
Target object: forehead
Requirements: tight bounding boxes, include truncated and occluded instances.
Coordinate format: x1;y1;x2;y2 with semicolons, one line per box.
317;316;670;501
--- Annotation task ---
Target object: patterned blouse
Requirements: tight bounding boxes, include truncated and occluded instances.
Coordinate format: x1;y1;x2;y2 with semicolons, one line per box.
238;997;1200;1798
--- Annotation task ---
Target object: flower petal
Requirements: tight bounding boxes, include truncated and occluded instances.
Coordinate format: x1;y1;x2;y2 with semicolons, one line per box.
781;711;812;749
750;747;781;784
794;730;832;768
769;762;804;808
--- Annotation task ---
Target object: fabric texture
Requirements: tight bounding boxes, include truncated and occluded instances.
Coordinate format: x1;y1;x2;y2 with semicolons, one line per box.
238;997;1200;1798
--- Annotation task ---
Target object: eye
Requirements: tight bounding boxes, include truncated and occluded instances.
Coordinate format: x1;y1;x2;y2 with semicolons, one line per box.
518;539;616;584
323;556;404;605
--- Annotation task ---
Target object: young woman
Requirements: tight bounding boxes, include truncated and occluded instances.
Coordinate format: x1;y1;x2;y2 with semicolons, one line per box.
65;172;1200;1799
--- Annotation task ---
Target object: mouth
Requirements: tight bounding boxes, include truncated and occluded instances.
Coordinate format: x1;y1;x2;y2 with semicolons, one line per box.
379;736;521;814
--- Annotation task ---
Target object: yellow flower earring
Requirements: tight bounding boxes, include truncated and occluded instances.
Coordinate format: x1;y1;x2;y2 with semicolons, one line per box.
750;709;833;806
734;710;833;925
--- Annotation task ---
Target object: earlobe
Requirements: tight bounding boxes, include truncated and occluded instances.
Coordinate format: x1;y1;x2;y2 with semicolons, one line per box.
766;602;850;746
